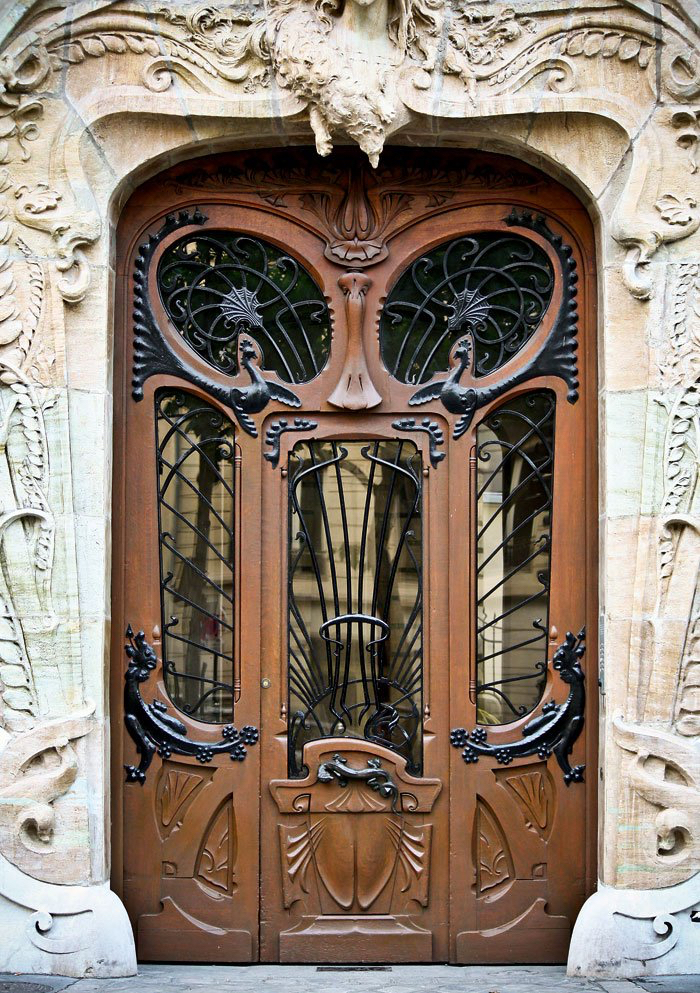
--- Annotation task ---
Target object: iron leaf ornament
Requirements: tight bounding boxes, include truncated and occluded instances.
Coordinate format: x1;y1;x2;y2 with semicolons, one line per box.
450;627;586;785
123;625;258;784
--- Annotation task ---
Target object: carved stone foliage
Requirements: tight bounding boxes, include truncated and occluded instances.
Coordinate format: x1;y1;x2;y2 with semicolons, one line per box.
1;0;698;306
636;262;700;736
0;711;93;883
0;166;60;753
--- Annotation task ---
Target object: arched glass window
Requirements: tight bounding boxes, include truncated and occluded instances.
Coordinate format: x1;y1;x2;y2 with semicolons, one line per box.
380;232;554;384
155;389;237;723
158;231;331;382
475;391;555;724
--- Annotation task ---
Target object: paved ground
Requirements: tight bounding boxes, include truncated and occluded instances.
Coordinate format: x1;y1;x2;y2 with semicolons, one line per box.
1;966;699;993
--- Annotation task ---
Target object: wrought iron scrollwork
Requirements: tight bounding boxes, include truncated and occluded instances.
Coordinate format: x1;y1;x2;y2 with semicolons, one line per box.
381;227;554;385
450;628;586;785
392;417;445;468
132;210;302;437
155;390;238;723
158;229;331;382
475;391;555;723
264;417;318;468
317;753;399;811
123;626;258;785
406;211;579;440
288;440;423;778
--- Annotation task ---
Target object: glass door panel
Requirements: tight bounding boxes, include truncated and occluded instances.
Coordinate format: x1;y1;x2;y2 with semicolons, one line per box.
287;439;423;776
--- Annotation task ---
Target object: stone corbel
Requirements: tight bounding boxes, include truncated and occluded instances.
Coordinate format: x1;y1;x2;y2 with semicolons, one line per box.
0;851;136;977
612;108;700;300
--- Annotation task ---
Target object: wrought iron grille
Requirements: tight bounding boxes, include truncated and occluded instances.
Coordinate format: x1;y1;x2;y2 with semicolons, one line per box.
475;391;555;725
158;230;331;383
155;389;236;723
380;232;554;384
287;440;423;777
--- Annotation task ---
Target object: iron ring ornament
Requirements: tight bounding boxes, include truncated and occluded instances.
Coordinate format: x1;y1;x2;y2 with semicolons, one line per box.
123;625;259;784
450;628;586;786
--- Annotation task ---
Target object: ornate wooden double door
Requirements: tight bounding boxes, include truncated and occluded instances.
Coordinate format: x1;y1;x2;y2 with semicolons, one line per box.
112;148;597;964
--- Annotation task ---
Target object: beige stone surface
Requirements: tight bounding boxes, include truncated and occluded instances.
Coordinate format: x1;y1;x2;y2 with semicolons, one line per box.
0;0;697;979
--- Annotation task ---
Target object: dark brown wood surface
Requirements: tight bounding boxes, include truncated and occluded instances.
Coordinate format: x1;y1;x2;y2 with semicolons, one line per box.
112;147;598;964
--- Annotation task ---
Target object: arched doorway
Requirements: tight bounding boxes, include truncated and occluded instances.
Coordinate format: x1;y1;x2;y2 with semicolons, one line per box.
111;147;597;964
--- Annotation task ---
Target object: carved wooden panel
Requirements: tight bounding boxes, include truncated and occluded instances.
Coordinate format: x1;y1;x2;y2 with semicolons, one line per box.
453;755;584;962
125;754;257;962
268;740;441;962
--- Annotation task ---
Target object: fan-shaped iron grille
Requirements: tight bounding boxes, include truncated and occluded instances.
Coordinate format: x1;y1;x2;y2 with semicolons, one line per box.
380;232;554;385
158;231;331;383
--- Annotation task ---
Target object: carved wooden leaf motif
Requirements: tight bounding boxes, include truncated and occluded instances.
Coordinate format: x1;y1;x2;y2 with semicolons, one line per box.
195;796;237;895
168;152;545;270
499;766;556;841
323;781;387;812
279;812;431;914
386;819;432;907
474;797;515;898
327;272;382;411
278;820;325;909
156;766;209;839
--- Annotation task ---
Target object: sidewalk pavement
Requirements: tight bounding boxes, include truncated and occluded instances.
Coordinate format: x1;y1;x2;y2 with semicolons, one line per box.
0;965;699;993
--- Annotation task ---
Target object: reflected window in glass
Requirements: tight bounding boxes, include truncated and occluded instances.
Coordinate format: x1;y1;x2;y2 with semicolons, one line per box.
155;389;236;723
475;392;555;725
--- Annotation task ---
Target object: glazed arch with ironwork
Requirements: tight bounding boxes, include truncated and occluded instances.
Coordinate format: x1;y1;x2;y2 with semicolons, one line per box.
127;162;585;782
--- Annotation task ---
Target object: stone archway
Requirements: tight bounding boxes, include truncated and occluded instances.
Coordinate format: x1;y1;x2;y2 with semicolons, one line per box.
0;0;697;979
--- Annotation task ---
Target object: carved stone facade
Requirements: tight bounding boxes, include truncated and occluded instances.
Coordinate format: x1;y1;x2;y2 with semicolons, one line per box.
0;0;698;979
